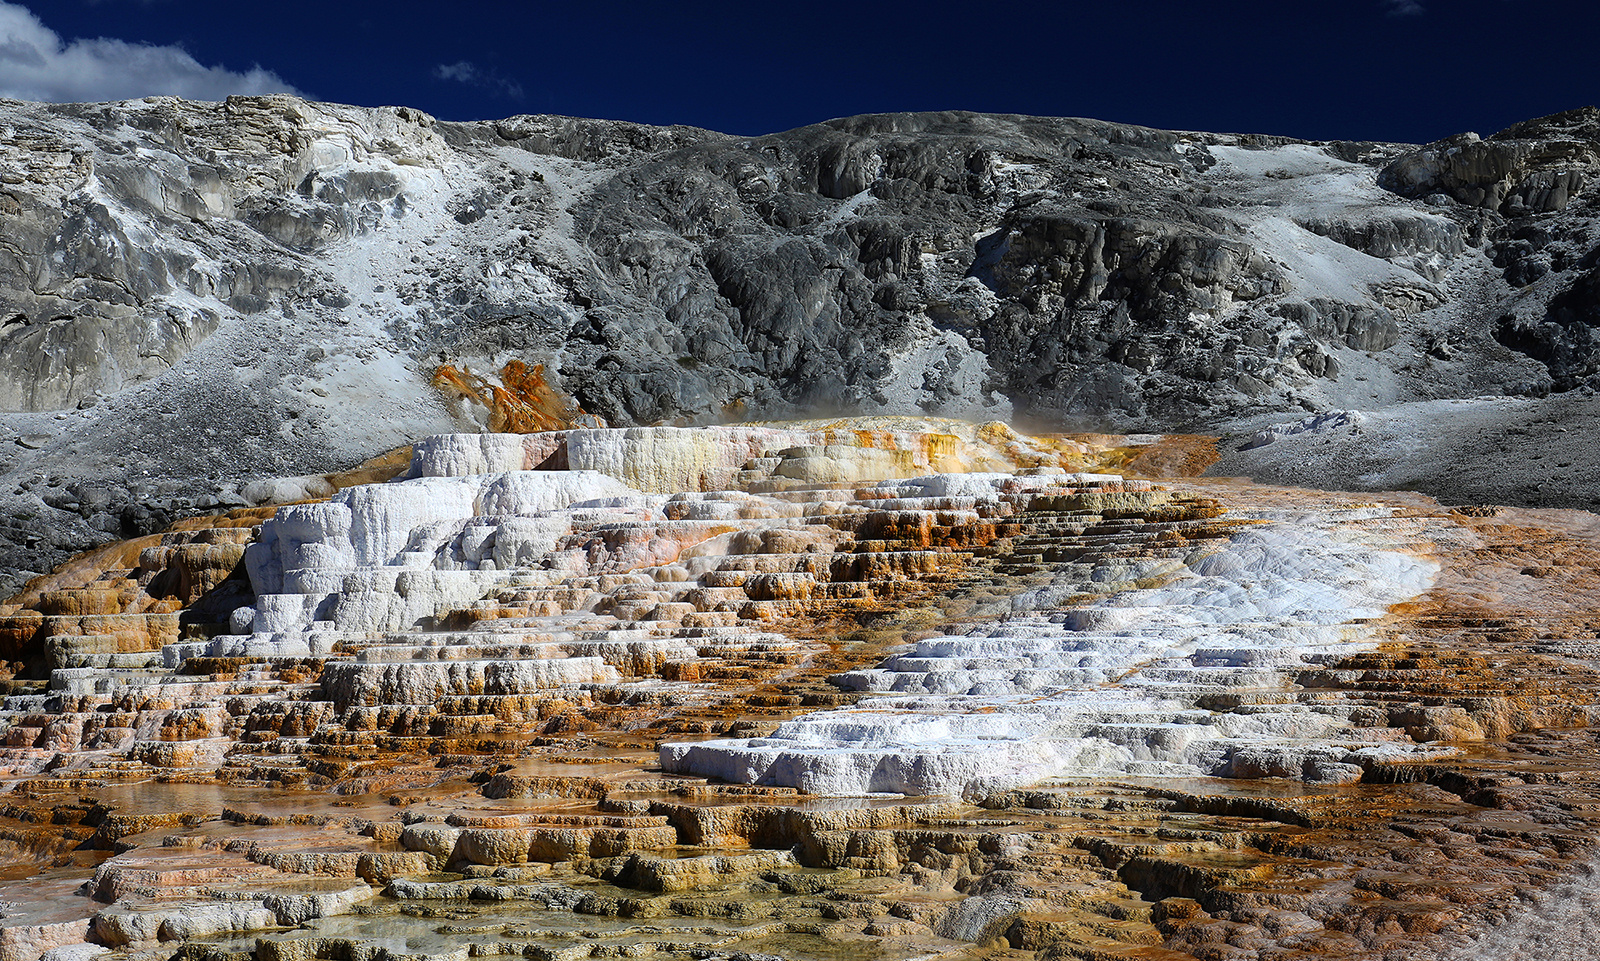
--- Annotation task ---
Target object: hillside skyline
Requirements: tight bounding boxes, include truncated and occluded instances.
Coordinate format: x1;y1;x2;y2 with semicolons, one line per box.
1;0;1595;144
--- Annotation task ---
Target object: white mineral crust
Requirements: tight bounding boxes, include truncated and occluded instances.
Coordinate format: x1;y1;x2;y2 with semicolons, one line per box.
224;427;1446;801
240;467;641;636
662;511;1442;798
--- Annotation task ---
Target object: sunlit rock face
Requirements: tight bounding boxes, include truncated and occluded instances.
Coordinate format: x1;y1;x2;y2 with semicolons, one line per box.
6;421;1600;961
6;99;1600;598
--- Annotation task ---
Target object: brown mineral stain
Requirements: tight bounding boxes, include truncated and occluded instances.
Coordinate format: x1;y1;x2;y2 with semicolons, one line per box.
432;360;598;433
0;506;281;670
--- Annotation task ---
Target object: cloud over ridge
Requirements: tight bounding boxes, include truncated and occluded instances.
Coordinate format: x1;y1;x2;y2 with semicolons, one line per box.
433;60;524;101
0;1;300;103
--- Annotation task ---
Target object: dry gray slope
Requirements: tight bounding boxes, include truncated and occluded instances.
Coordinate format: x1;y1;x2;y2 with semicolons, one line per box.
0;96;1598;593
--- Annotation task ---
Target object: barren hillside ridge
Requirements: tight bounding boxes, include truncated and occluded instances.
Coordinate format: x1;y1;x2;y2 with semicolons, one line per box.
2;97;1599;592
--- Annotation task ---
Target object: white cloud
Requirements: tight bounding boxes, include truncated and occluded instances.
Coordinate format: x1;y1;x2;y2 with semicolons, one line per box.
0;2;300;103
433;60;524;100
1382;0;1425;15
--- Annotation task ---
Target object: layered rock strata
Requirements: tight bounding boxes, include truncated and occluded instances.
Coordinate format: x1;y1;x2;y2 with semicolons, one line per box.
1;423;1598;960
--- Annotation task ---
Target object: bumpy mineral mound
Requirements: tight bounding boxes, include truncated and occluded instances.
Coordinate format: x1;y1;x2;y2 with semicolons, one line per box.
2;421;1600;961
3;98;1600;593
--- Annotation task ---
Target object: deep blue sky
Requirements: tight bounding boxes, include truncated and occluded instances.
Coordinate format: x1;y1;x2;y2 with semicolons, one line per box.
12;0;1600;143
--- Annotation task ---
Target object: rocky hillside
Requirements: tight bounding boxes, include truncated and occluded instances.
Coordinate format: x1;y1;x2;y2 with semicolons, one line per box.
1;96;1599;593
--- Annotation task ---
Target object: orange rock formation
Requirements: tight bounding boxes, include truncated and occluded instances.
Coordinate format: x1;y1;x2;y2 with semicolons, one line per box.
431;361;599;433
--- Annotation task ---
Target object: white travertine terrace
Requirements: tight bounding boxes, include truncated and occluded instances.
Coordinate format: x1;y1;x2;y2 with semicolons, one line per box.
663;510;1443;797
205;424;1445;799
404;421;1095;491
231;422;1088;644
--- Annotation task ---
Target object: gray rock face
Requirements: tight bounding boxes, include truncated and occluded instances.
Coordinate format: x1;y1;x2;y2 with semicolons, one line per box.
1380;108;1600;215
1495;252;1600;390
2;97;1600;594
